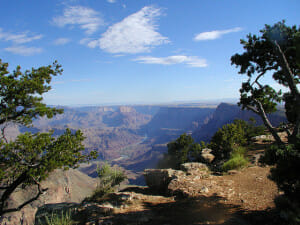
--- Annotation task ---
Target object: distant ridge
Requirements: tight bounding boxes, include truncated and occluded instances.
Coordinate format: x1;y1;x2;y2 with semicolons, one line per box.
192;102;287;142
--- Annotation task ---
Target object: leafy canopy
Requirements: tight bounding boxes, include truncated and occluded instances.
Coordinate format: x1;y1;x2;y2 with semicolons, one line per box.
159;133;205;169
231;21;300;223
209;119;265;160
231;21;300;144
0;59;97;216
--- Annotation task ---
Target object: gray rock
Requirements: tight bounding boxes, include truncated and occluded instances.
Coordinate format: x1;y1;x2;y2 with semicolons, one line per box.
144;169;184;194
180;162;209;175
201;148;215;163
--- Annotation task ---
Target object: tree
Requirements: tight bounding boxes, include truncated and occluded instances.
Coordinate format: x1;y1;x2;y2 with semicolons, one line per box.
209;119;265;161
0;59;97;216
231;21;300;223
160;133;204;169
231;21;300;145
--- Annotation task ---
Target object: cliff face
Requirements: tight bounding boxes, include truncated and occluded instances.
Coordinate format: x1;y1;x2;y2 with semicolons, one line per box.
192;103;287;142
143;107;214;138
1;169;97;225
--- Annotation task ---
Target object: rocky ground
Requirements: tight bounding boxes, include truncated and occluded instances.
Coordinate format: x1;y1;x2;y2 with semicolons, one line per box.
78;166;278;225
64;137;284;225
3;135;286;225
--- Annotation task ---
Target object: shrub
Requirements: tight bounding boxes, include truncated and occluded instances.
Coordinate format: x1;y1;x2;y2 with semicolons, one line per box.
88;162;127;201
39;209;74;225
261;136;300;223
210;119;265;161
159;134;205;169
222;154;248;171
222;146;248;171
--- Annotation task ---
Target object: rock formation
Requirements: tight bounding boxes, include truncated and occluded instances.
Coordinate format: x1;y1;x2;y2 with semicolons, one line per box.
1;169;97;225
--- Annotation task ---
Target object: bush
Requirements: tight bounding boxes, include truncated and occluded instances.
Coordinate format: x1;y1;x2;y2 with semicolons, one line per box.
38;209;74;225
222;146;248;171
88;162;127;201
261;135;300;224
210;119;265;161
222;154;248;171
158;133;205;169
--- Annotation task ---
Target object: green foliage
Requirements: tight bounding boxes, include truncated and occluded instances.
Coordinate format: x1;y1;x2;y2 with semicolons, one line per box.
209;119;265;161
39;210;74;225
89;162;126;201
262;136;300;201
160;133;205;169
232;21;300;224
98;162;126;188
222;146;248;171
231;21;300;143
0;59;64;126
266;141;300;224
0;59;97;216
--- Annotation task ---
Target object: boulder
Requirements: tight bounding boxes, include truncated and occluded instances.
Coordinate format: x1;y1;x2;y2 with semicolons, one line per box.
1;169;97;225
144;169;184;194
201;148;215;163
251;135;273;142
180;162;209;176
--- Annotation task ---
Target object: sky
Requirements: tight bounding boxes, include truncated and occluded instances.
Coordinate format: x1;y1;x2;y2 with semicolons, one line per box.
0;0;299;106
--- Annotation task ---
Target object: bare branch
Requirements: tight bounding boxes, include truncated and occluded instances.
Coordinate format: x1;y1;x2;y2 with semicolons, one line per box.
251;66;277;88
254;99;284;145
0;122;9;143
245;105;259;114
274;41;300;101
1;178;48;215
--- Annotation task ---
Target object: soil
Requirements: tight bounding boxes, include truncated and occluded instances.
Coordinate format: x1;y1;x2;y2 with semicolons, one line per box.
75;134;288;225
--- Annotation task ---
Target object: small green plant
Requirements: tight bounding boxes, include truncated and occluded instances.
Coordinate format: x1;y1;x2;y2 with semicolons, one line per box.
88;162;127;201
39;210;74;225
158;133;205;169
222;155;248;171
209;119;265;161
222;146;248;171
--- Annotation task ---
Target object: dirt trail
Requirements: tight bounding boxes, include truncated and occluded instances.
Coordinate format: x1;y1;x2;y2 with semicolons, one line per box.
77;137;286;225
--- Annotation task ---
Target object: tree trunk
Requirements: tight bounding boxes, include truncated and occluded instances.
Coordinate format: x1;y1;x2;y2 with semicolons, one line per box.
274;41;300;140
252;99;284;145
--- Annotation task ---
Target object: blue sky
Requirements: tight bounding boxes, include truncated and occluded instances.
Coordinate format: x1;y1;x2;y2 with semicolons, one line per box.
0;0;299;106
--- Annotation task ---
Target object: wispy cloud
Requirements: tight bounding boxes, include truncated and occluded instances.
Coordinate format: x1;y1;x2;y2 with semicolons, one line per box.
52;5;104;35
107;0;116;3
53;37;71;45
85;6;169;54
194;27;242;41
5;46;43;56
134;55;207;68
0;28;43;44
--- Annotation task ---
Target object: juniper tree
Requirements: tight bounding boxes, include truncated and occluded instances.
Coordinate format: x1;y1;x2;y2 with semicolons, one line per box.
231;21;300;223
0;59;97;216
231;21;300;145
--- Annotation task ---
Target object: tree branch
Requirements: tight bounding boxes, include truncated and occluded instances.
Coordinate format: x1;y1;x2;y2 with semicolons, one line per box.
274;41;300;140
0;125;8;144
245;104;259;114
0;171;28;215
251;66;277;88
0;178;48;215
274;41;300;101
254;99;284;145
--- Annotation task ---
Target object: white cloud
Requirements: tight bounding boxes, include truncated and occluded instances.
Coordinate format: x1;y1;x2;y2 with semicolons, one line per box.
5;46;43;56
87;6;169;54
53;37;71;45
194;27;242;41
0;28;43;44
107;0;116;3
52;5;104;35
134;55;207;68
79;38;98;48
